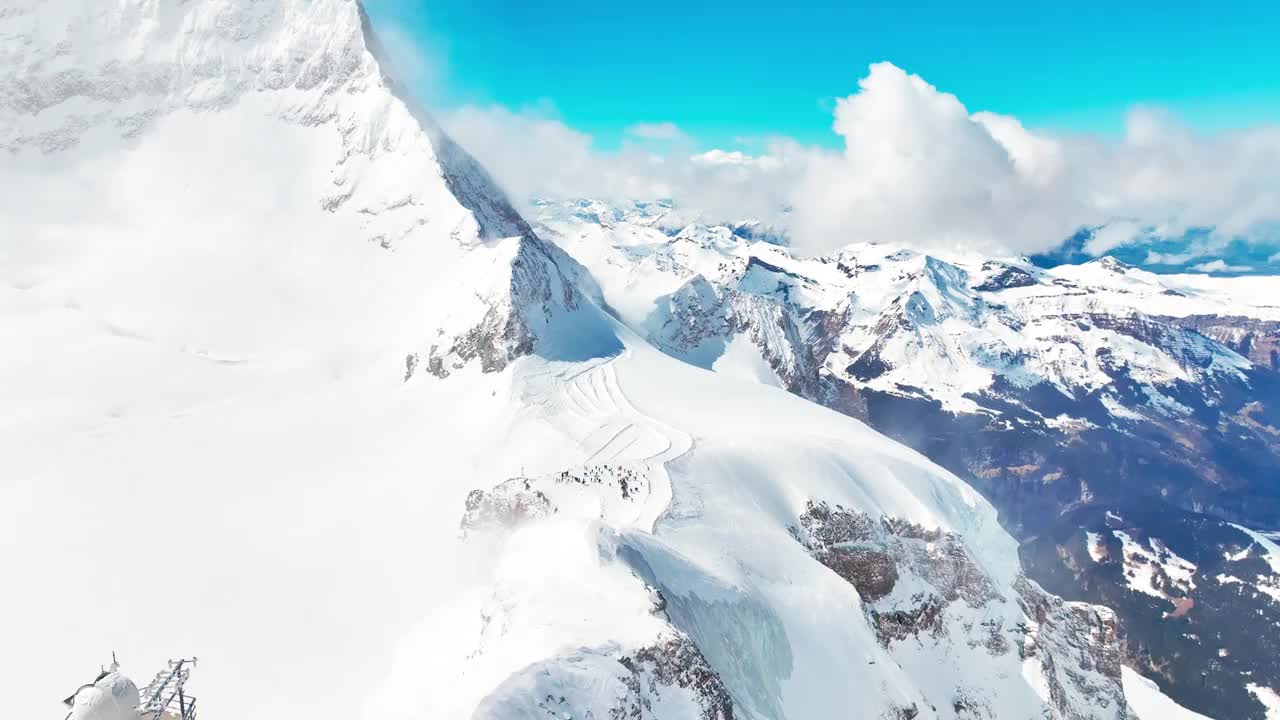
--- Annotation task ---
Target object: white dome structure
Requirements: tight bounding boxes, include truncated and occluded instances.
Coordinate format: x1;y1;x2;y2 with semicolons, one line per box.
66;670;141;720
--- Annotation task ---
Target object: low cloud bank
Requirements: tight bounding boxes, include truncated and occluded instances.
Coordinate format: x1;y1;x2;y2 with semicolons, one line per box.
443;63;1280;258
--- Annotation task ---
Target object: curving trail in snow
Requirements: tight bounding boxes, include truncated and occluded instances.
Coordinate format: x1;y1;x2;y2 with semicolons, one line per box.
529;352;693;533
367;352;705;720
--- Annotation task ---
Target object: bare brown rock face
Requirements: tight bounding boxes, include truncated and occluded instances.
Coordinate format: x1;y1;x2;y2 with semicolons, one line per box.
427;301;538;377
423;235;589;379
872;597;949;644
652;275;824;401
816;547;899;602
796;501;1000;636
795;501;1000;648
792;500;1130;720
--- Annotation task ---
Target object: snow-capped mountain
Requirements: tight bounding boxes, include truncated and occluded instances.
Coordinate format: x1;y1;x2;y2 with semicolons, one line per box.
0;2;1244;720
535;200;1277;423
533;198;1280;719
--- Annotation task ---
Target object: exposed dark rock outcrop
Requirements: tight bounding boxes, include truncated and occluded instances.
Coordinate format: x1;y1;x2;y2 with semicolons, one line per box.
973;262;1038;292
426;237;572;377
471;632;737;720
617;634;736;720
1014;577;1129;719
460;464;650;536
793;500;1130;719
794;501;999;647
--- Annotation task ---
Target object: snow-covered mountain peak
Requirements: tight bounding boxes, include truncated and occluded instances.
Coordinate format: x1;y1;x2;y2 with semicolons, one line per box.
5;0;536;239
7;8;1250;720
3;0;592;380
6;0;372;144
536;197;1272;419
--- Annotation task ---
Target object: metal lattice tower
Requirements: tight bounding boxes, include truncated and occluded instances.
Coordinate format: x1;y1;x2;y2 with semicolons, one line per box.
136;658;199;720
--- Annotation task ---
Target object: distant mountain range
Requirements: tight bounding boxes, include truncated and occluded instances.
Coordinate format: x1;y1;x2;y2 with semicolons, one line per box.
1032;226;1280;277
533;197;1280;719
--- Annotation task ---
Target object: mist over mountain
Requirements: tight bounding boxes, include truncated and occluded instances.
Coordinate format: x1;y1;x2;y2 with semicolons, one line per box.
427;68;1280;274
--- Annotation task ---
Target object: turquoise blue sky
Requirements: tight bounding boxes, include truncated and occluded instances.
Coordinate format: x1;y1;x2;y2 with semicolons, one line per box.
363;0;1280;149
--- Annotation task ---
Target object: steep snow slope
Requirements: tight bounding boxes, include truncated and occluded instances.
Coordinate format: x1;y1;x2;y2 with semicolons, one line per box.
2;0;587;716
1122;667;1212;720
3;2;1135;719
372;339;1132;720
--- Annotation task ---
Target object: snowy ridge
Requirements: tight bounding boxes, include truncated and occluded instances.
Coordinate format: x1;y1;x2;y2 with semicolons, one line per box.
534;199;1265;420
382;339;1133;719
4;3;1143;720
3;0;578;378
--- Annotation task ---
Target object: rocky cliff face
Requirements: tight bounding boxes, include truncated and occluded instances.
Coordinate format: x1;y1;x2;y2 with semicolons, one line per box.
1167;315;1280;371
652;273;823;399
795;501;1130;720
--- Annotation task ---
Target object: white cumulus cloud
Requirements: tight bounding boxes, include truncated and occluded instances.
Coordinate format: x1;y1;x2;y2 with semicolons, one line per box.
1191;259;1253;273
437;62;1280;258
787;63;1280;255
441;105;802;224
787;63;1088;253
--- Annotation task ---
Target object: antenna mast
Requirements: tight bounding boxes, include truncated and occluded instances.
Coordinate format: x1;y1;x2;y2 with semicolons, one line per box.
136;658;199;720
